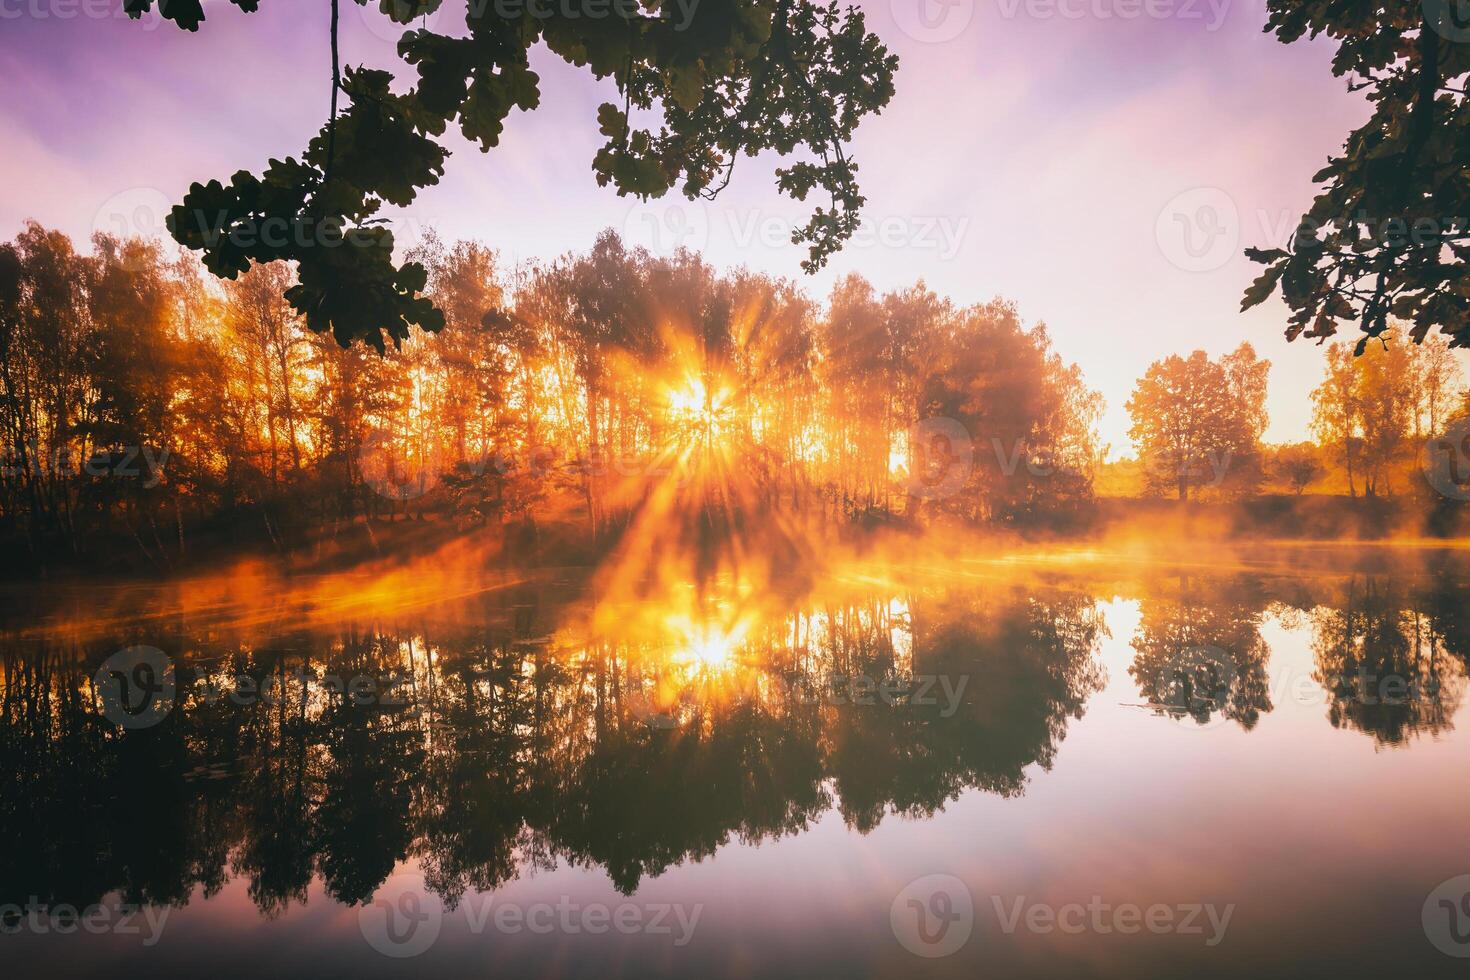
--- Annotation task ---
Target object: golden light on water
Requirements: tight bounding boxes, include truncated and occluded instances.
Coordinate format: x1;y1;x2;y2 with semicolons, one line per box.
672;623;745;670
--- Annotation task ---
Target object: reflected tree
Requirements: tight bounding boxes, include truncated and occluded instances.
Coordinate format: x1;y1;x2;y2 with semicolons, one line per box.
1129;574;1273;730
1310;577;1467;745
0;579;1106;908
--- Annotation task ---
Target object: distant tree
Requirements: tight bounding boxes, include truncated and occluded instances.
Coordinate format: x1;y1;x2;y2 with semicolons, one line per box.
1311;339;1420;498
1220;342;1271;493
410;233;521;463
83;235;188;558
820;274;914;512
1271;442;1324;496
537;230;654;533
1405;332;1465;438
224;263;309;489
919;302;1101;522
1241;3;1470;352
126;0;899;350
1311;343;1362;497
1126;344;1270;501
0;224;93;547
724;269;816;506
1;222;1120;562
1355;341;1416;497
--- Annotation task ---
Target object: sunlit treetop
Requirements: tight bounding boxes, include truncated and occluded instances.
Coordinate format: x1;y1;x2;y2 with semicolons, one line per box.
124;0;898;351
1242;1;1470;354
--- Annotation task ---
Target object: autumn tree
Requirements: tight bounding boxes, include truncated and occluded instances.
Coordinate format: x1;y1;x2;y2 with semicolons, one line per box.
819;274;917;513
2;222;1121;563
1354;341;1416;497
917;302;1101;523
83;235;189;559
527;231;656;533
0;225;204;559
224;263;310;489
1126;344;1270;501
723;270;816;507
1271;442;1324;496
1307;333;1463;499
1406;332;1465;438
411;234;550;525
0;224;94;547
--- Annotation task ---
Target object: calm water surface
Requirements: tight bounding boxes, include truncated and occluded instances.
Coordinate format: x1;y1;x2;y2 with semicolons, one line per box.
4;545;1470;978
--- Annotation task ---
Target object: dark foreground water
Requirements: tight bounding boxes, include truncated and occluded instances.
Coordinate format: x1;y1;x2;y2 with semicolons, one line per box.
4;544;1470;978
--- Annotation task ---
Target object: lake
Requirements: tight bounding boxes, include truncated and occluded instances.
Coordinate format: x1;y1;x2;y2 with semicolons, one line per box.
4;542;1470;977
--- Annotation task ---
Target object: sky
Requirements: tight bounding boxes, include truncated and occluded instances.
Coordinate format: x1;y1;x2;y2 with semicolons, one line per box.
3;0;1447;455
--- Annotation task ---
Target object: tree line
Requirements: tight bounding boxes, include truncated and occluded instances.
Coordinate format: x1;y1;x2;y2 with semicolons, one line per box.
5;219;1465;570
1123;334;1467;501
0;223;1102;567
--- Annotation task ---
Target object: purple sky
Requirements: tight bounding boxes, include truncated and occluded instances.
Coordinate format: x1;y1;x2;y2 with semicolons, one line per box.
1;0;1416;452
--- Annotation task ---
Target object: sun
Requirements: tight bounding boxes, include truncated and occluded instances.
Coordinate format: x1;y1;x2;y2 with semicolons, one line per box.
665;376;732;438
666;378;707;419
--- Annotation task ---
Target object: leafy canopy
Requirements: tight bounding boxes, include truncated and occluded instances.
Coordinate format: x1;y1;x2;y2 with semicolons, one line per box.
1241;2;1470;353
1126;345;1269;501
126;0;898;351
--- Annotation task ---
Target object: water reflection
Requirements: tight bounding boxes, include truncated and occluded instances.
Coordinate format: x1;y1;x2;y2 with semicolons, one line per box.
0;576;1107;918
1128;573;1272;730
2;555;1469;928
1309;577;1469;745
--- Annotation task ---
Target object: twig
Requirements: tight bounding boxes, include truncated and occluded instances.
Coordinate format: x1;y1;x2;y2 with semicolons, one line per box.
325;0;341;186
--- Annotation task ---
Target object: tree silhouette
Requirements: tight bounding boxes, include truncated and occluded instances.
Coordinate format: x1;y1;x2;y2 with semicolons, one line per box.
1310;577;1467;746
0;577;1107;908
1241;3;1470;352
125;0;898;350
